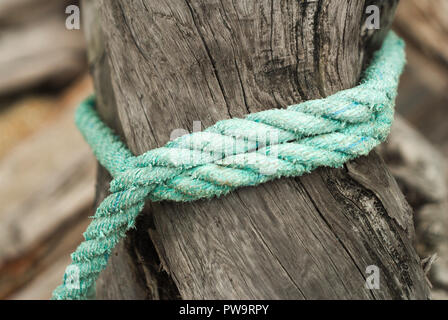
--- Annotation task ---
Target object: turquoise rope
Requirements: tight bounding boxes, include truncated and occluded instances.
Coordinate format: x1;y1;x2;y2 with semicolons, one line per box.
52;32;405;299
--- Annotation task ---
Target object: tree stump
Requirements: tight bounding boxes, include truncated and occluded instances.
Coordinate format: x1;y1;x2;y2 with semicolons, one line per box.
81;0;430;299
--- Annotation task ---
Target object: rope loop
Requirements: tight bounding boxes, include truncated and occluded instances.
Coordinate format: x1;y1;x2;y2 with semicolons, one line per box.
52;32;405;300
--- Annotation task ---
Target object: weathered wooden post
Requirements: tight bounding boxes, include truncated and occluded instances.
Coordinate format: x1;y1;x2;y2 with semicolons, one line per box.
81;0;429;299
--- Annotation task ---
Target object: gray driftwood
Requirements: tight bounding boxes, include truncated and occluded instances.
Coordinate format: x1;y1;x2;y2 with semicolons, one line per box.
82;0;430;299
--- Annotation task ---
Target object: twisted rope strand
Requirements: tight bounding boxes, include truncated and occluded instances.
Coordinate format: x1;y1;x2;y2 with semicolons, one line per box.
52;32;405;299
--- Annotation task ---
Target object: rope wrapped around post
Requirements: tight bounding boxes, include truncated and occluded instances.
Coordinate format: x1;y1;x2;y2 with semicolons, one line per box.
52;32;406;300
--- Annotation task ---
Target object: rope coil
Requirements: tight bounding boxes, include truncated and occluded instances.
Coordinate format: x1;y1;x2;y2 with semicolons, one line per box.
52;31;405;299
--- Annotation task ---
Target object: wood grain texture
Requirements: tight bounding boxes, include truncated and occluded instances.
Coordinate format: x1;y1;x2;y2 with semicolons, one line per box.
82;0;430;299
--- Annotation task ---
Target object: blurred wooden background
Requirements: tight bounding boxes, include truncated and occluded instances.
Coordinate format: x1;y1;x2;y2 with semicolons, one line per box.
0;0;95;299
0;0;446;299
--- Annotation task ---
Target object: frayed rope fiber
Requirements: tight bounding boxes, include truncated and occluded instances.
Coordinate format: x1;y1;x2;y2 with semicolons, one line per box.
52;32;405;299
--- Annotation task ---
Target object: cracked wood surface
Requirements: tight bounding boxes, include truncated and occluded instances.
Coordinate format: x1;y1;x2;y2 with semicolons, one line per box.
82;0;430;299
